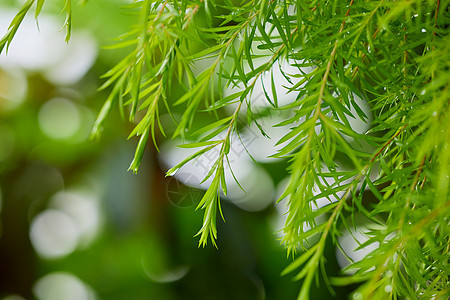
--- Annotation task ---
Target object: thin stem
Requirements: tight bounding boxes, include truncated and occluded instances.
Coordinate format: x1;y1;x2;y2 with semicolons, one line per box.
433;0;440;39
314;0;354;119
351;7;388;78
370;124;408;163
410;155;426;192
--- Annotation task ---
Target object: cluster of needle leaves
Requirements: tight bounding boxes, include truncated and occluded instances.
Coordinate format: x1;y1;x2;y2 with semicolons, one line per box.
1;0;449;299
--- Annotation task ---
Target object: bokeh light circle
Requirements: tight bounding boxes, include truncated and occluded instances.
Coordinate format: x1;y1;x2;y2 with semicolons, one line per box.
38;98;81;140
29;209;79;259
33;272;97;300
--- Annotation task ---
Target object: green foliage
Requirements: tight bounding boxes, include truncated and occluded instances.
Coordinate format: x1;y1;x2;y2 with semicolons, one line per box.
0;0;36;53
2;0;449;299
0;0;72;53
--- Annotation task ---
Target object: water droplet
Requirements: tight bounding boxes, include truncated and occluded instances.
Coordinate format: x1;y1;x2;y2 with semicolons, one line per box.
386;270;393;278
432;111;437;117
385;284;393;293
413;14;419;18
352;292;363;300
420;89;426;95
421;28;426;33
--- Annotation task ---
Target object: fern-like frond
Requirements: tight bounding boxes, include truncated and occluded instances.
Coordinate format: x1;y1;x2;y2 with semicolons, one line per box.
2;0;449;298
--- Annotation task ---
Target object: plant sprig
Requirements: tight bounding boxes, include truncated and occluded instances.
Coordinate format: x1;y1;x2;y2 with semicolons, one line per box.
2;0;449;299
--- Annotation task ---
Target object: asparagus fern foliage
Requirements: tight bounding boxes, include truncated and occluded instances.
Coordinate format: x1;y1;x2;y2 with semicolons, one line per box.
2;0;449;299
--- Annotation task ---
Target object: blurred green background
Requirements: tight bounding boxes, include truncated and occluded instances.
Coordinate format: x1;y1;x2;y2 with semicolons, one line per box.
0;1;356;299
